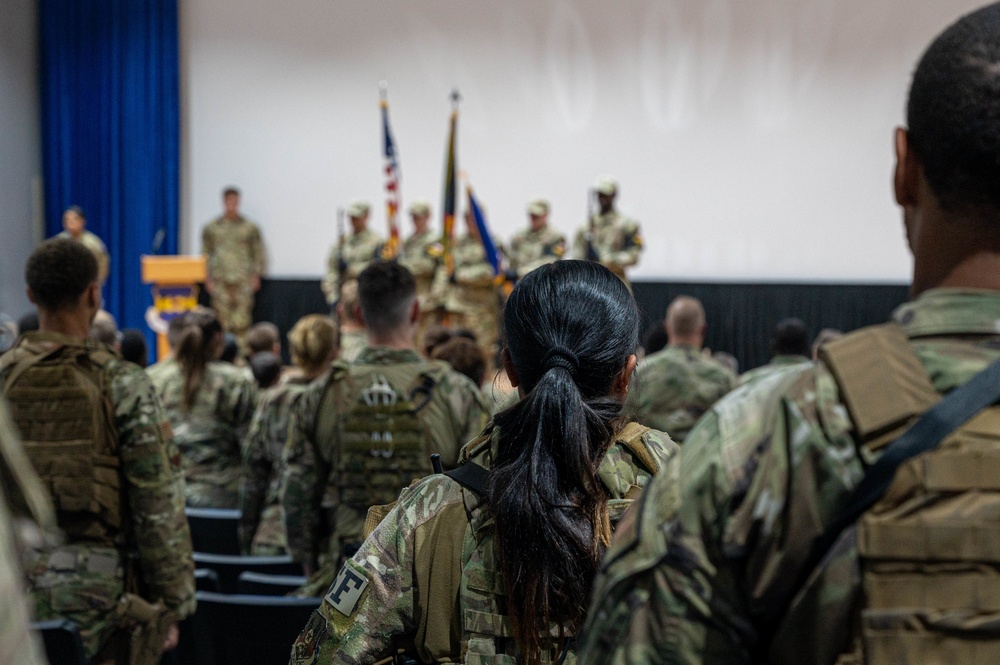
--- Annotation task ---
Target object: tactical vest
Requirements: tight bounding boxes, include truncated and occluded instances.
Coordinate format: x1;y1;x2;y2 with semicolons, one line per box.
821;324;1000;665
369;422;660;664
315;360;449;549
0;340;122;547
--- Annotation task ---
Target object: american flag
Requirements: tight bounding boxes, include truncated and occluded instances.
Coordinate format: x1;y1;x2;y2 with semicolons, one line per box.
381;92;401;259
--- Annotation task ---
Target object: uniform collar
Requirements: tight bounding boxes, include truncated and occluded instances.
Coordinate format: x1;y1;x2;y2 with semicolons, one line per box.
893;288;1000;338
21;330;88;349
353;346;422;364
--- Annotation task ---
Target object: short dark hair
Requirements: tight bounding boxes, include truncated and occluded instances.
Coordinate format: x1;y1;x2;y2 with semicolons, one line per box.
64;205;85;220
771;318;810;358
26;238;98;310
222;186;240;197
357;261;416;336
907;3;1000;218
120;329;149;367
250;351;282;389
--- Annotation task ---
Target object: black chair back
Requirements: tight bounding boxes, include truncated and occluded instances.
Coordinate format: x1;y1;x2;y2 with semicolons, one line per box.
192;591;321;665
185;507;242;555
237;571;308;595
192;552;302;593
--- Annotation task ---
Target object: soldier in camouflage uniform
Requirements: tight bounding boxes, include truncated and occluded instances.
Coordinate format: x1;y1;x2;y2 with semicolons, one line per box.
58;205;110;285
624;296;736;443
289;260;675;665
239;314;338;555
431;209;503;359
148;307;257;508
573;176;643;286
321;201;384;307
738;317;812;386
0;395;56;665
398;200;444;343
508;198;566;279
579;8;1000;664
1;239;195;662
282;261;488;585
202;187;266;339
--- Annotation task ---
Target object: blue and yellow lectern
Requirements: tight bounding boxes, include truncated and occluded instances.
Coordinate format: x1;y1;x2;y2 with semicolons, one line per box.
141;255;207;360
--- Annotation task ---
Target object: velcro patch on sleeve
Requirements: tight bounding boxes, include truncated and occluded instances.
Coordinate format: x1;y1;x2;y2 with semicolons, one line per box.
325;561;370;617
158;420;174;442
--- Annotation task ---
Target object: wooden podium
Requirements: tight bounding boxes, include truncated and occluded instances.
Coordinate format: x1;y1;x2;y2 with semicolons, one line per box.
141;256;207;360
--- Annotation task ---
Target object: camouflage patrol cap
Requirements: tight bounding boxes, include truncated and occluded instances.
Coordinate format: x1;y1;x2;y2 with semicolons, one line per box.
408;200;431;216
526;198;549;216
347;200;371;218
594;175;618;195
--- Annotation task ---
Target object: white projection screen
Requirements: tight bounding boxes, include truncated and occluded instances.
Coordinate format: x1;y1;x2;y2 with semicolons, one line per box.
180;0;984;282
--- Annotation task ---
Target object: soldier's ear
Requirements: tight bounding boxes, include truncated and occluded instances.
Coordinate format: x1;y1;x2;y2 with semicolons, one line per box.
409;299;420;324
26;287;37;305
613;354;637;398
894;127;919;208
354;305;364;327
501;348;519;389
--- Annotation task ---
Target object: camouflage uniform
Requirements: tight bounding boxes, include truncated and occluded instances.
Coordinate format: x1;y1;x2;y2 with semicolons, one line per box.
1;332;195;660
431;235;502;357
289;422;677;665
738;353;812;386
578;288;1000;665
624;344;737;443
399;229;445;341
338;330;367;364
0;396;55;665
148;359;257;508
572;212;643;285
202;216;266;336
58;229;110;285
509;224;566;278
239;375;315;555
321;230;384;307
282;347;488;573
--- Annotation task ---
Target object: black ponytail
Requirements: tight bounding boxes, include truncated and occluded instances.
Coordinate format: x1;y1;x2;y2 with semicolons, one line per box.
488;260;639;663
175;308;223;411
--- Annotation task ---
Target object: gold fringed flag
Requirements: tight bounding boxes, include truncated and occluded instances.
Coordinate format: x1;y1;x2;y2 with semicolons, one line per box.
441;91;460;278
380;84;401;259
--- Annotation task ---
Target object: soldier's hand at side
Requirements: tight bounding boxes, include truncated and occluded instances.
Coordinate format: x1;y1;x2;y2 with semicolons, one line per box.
252;274;261;293
205;277;215;296
163;623;180;651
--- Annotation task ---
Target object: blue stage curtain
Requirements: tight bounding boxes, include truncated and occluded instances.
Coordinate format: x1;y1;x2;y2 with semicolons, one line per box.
39;0;179;360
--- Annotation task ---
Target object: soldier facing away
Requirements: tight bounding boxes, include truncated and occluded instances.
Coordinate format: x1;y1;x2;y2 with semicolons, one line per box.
508;198;566;279
147;307;257;509
282;260;488;587
202;186;266;339
738;317;813;386
579;5;1000;664
573;176;643;286
0;238;195;663
288;260;676;665
624;295;737;443
239;314;339;555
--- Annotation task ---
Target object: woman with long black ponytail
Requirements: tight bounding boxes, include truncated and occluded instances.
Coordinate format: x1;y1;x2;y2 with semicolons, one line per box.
291;260;676;665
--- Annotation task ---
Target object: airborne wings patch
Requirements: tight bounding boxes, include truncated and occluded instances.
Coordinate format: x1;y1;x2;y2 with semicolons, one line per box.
326;562;370;616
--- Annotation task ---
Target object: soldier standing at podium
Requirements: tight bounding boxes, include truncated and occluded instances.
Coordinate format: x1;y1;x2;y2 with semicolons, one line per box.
202;186;266;340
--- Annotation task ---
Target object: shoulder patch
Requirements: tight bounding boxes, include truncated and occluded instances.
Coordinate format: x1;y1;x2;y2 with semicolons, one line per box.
325;561;370;616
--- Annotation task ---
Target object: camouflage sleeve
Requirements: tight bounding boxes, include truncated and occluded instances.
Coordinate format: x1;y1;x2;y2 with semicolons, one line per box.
252;224;266;275
321;244;340;305
282;383;325;567
429;263;450;304
572;227;589;260
290;476;459;665
434;372;489;468
202;224;213;257
605;219;642;269
239;395;276;553
108;361;195;619
582;366;862;665
220;373;258;453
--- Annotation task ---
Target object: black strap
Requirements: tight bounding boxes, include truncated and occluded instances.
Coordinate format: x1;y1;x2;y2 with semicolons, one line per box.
444;461;489;496
773;355;1000;637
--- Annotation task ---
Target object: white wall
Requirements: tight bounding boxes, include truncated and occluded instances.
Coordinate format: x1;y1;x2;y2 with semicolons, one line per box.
180;0;984;281
0;0;42;318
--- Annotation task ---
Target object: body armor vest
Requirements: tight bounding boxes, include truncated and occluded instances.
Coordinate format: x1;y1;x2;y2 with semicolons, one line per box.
1;341;122;547
315;361;449;549
822;325;1000;665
